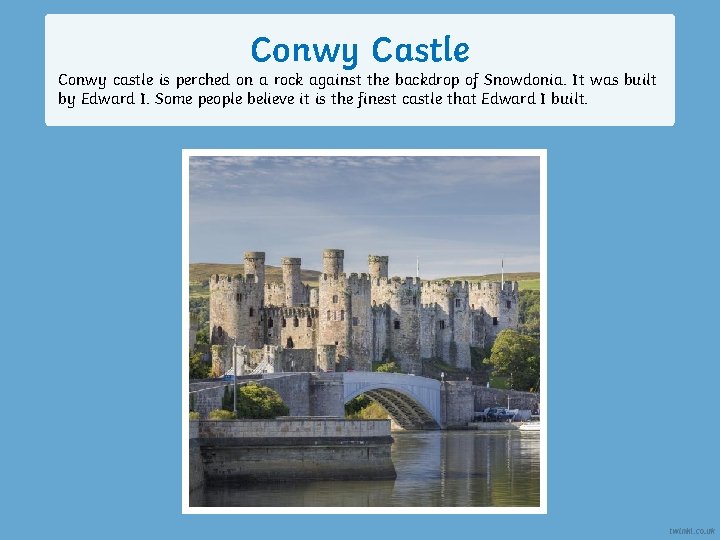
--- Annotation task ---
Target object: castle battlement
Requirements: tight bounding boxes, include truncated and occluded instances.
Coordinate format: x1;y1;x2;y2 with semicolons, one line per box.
263;306;318;318
348;272;370;282
321;272;371;285
244;251;265;259
375;276;421;288
469;280;519;293
209;273;261;288
422;280;470;293
266;283;284;290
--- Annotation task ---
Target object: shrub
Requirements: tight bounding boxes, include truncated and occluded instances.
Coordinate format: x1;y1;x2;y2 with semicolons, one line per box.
347;401;389;420
345;394;372;416
208;409;237;420
189;351;211;379
223;382;289;419
189;411;200;420
374;361;401;373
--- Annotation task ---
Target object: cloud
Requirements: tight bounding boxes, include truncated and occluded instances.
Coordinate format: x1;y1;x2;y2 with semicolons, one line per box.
189;154;540;276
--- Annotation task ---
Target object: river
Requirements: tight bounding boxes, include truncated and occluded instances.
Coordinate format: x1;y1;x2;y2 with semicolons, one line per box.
194;430;541;508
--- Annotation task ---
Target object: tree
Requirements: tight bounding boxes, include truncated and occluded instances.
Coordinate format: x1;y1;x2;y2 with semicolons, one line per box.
189;350;210;379
223;382;289;419
194;325;209;345
518;290;540;337
487;329;540;392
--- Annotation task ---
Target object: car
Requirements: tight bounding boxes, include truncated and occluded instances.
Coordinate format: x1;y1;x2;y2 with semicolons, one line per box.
485;407;514;422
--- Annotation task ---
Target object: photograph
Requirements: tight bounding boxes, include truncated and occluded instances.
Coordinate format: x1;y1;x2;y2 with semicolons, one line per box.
184;150;546;512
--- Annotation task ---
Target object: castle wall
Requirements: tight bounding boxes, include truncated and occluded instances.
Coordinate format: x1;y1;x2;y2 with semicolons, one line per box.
263;307;317;350
347;274;372;371
209;274;265;349
471;310;491;350
420;281;472;370
246;348;263;371
419;303;439;359
371;305;389;364
373;277;421;373
207;249;521;375
317;273;352;365
309;287;319;308
210;344;231;377
316;344;337;372
468;281;519;342
208;274;242;347
265;282;285;307
279;348;316;372
241;275;265;349
265;281;310;307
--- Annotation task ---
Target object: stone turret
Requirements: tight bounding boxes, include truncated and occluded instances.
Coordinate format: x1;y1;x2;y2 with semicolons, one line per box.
209;273;265;350
318;250;372;371
281;257;303;307
322;249;344;277
468;281;519;335
368;255;389;279
244;251;265;288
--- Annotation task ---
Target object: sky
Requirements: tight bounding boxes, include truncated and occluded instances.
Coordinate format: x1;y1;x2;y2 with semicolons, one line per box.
189;155;540;279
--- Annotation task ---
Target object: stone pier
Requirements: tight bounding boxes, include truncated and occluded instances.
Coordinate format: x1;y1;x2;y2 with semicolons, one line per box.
190;418;396;492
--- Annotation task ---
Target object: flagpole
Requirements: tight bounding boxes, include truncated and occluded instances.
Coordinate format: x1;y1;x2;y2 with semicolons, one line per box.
501;256;504;287
416;256;419;278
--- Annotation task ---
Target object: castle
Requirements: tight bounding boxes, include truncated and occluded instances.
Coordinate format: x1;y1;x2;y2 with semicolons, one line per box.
208;250;519;376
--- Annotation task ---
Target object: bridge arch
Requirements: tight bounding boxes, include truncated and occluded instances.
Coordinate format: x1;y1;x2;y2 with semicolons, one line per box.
342;372;441;430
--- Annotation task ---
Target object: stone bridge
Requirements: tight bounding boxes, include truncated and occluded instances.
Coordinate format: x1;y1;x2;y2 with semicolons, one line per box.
341;372;441;429
191;372;473;430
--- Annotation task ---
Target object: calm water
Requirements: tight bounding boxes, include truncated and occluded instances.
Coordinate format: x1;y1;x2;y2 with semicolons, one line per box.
195;430;541;507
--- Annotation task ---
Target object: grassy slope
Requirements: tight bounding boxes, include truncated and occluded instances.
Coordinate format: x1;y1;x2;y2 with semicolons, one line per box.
431;272;539;291
190;264;321;299
190;263;321;284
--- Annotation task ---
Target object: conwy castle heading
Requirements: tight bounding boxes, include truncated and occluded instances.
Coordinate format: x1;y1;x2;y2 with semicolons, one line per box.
208;249;519;376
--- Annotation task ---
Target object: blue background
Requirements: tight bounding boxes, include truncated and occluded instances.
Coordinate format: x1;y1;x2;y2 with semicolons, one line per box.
3;1;718;538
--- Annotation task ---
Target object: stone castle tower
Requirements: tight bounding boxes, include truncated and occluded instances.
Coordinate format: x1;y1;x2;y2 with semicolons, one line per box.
317;250;372;371
208;248;519;375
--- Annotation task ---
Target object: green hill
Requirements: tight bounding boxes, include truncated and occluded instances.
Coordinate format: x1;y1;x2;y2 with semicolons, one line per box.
190;263;321;299
190;263;321;285
440;272;540;291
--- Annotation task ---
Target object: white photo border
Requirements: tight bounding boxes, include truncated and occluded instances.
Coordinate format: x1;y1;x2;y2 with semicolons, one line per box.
182;148;547;515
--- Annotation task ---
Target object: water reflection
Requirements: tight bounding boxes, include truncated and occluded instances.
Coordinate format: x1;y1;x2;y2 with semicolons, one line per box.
195;431;540;507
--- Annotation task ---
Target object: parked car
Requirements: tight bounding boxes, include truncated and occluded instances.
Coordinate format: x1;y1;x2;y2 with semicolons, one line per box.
485;407;515;422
